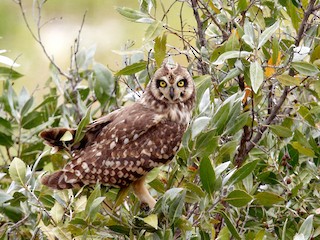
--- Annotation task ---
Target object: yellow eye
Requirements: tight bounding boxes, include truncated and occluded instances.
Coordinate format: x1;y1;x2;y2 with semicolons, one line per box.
159;80;167;88
177;80;185;87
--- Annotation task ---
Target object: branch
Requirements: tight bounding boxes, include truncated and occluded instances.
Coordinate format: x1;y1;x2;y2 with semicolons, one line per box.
15;0;71;80
190;0;209;75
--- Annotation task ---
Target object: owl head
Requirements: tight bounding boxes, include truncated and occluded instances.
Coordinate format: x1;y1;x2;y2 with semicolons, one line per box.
148;63;195;104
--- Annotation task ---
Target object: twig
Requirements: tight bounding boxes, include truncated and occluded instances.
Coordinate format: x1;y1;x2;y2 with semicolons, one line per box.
15;0;71;80
190;0;209;75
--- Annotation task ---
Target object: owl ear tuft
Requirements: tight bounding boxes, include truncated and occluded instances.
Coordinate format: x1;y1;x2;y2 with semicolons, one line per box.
173;63;182;72
161;60;170;71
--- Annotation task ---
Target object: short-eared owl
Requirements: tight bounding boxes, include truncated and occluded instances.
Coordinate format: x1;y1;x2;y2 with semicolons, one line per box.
40;62;195;208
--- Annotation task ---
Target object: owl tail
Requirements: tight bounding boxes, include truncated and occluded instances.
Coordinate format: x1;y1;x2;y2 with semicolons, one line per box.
41;170;79;189
39;128;76;152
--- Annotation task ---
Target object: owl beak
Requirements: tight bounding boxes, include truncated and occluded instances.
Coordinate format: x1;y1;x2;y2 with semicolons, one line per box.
169;86;175;99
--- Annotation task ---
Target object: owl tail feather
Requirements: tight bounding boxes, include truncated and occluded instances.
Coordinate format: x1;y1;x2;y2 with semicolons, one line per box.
39;128;76;151
41;171;75;190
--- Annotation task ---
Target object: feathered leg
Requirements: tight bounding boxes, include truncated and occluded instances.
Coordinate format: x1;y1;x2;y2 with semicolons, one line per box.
132;176;156;209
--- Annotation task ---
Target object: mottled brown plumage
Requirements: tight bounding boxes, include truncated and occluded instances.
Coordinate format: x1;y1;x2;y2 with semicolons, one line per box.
40;62;195;208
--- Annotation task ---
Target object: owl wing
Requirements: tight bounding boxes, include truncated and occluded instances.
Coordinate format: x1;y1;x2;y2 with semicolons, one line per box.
39;108;121;152
41;102;169;189
65;103;185;188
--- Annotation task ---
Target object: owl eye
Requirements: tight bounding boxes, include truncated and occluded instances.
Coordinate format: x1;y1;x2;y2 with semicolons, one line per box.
177;79;186;87
157;80;167;88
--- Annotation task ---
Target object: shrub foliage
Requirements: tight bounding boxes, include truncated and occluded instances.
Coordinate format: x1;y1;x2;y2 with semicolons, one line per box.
1;0;320;239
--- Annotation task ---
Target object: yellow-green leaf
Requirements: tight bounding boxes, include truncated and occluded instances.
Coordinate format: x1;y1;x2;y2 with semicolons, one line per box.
199;157;216;195
115;61;147;76
254;192;284;206
9;157;26;185
60;130;73;142
50;201;64;223
250;61;264;93
143;214;158;229
291;142;315;157
225;190;253;207
269;125;292;138
277;74;301;86
74;195;87;213
292;61;319;76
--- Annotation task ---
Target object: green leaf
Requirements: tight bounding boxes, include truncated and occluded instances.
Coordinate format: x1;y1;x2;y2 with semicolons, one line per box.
298;106;315;126
243;19;255;48
0;67;23;80
277;74;301;86
225;190;253;207
88;196;105;221
194;75;212;104
21;111;44;129
258;21;279;49
85;183;101;215
250;61;264;93
212;51;251;65
254;192;284;206
0;117;13;147
143;214;158;229
116;7;154;23
161;188;186;222
52;226;72;240
0;191;13;204
154;34;167;68
296;215;314;240
93;63;114;104
292;62;319;76
115;61;147;76
74;196;87;213
237;0;248;12
199;157;216;195
269;125;293;138
145;20;163;41
114;187;130;209
10;192;27;207
224;111;250;135
191;116;211;139
50;201;64;223
9;157;26;185
74;107;91;144
218;211;241;240
194;130;219;158
291;142;315;157
228;160;259;185
185;182;205;198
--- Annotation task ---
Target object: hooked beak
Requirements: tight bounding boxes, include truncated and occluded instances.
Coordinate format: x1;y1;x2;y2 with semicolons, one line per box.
169;87;174;100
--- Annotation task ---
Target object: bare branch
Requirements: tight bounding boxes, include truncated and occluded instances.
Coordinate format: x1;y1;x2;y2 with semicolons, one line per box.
15;0;71;80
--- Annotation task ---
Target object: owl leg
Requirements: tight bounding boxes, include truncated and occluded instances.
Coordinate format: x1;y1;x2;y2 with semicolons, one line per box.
132;176;156;209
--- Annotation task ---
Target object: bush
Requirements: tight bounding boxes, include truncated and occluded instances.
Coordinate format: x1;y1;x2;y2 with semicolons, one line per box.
1;0;320;239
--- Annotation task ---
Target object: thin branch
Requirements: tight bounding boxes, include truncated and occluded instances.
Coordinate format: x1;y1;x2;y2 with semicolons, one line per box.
190;0;209;75
15;0;71;80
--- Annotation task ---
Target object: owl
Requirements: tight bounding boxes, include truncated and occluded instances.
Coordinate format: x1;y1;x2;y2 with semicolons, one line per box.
40;62;195;208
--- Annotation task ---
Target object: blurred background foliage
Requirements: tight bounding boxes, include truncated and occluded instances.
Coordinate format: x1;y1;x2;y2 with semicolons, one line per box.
0;0;182;93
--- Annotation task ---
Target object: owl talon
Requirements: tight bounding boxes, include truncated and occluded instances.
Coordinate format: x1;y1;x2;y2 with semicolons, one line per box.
140;202;151;212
